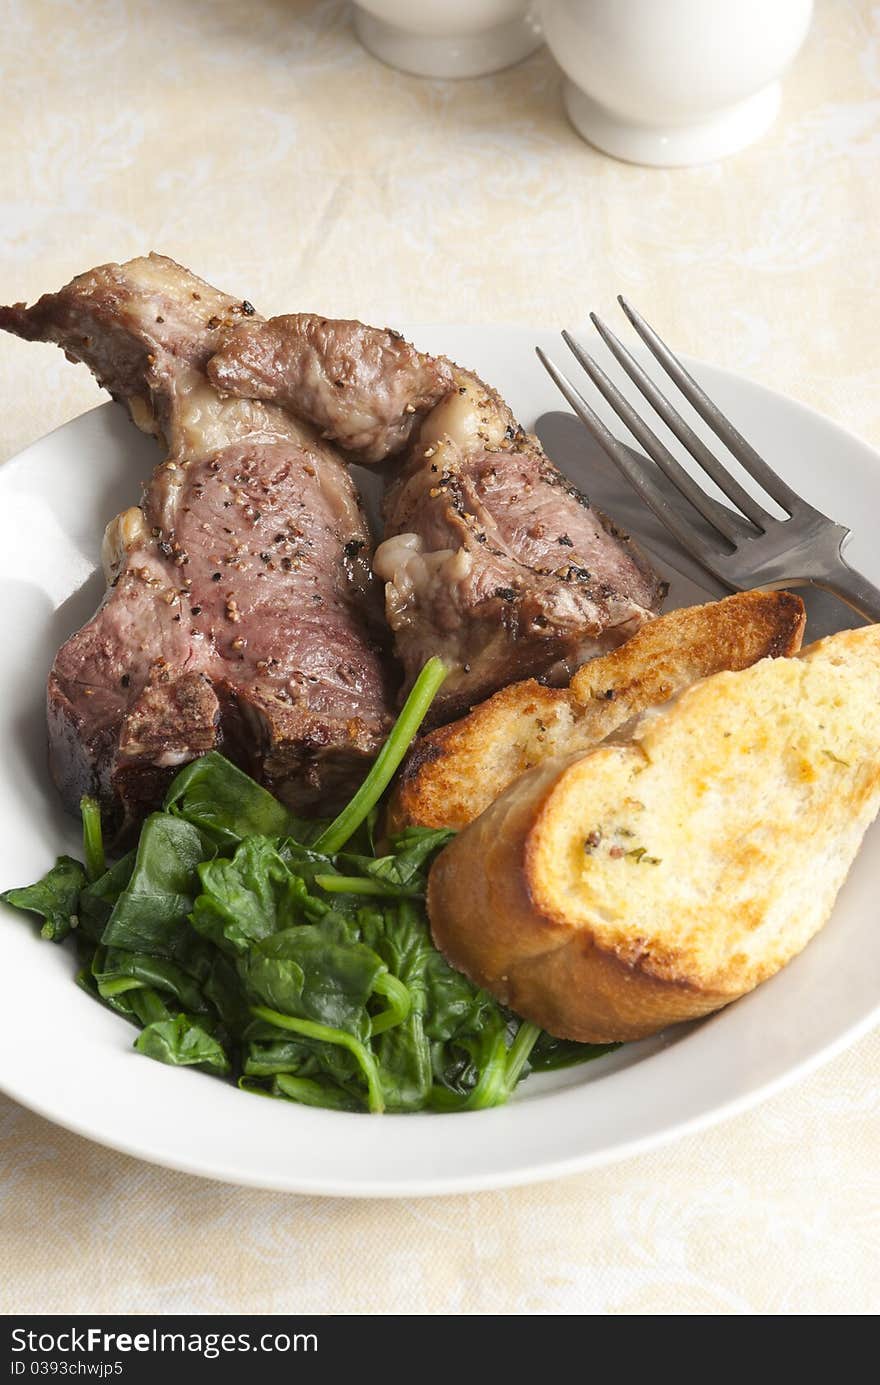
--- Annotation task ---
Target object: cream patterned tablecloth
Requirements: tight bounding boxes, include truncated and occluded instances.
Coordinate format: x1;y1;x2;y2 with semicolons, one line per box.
1;0;878;1316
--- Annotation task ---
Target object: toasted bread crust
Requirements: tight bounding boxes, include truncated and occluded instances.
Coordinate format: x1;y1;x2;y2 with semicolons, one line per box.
427;623;880;1043
391;591;806;833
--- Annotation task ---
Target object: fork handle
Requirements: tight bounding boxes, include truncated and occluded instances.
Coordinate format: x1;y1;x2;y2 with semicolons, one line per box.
812;557;880;625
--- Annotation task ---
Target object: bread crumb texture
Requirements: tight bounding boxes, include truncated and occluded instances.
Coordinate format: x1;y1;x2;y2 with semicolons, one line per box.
530;625;880;995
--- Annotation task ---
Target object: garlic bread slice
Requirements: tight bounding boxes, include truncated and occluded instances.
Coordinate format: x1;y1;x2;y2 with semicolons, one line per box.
427;623;880;1042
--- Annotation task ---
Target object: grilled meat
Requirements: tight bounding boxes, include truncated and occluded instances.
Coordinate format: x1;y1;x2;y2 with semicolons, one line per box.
0;255;393;834
207;318;665;716
374;370;665;713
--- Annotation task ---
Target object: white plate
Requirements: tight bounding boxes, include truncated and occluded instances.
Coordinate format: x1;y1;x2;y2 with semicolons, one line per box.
0;325;878;1197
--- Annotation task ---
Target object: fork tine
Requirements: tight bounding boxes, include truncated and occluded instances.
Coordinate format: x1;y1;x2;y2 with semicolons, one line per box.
560;332;743;545
618;297;805;516
587;313;772;531
535;347;730;577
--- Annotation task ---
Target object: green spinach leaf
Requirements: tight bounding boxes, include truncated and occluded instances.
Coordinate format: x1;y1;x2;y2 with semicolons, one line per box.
93;948;208;1012
164;752;293;848
191;836;316;955
78;851;136;942
240;1073;361;1112
1;856;86;942
240;925;386;1037
101;814;207;957
337;827;455;898
134;1014;230;1074
202;953;252;1038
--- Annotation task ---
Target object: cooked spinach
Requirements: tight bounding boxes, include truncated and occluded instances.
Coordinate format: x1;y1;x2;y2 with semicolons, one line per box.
1;856;86;942
1;656;617;1112
528;1033;621;1070
92;948;208;1012
78;851;136;942
192;837;316;955
164;751;297;848
241;924;387;1034
100;813;207;957
134;1013;230;1074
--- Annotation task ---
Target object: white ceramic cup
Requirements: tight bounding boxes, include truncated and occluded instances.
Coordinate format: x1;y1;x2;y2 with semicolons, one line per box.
353;1;543;79
540;0;814;165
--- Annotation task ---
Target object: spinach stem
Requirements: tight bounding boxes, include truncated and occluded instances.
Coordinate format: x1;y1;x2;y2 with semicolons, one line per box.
313;657;448;855
80;796;105;883
432;1020;541;1112
127;987;170;1028
251;1004;385;1114
369;971;412;1035
97;976;145;999
314;874;422;899
503;1021;542;1094
430;1026;511;1112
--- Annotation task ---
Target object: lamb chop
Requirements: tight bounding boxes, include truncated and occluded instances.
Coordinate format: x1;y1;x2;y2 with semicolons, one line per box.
209;319;665;716
0;256;394;834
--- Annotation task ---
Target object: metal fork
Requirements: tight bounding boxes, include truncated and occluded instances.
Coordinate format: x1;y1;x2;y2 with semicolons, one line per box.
537;299;880;623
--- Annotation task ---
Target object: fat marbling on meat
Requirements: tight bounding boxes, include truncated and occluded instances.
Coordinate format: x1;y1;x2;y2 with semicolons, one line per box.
0;255;394;834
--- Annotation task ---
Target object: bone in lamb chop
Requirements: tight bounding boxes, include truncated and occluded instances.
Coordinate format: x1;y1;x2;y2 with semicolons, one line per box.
209;318;665;717
0;255;410;836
